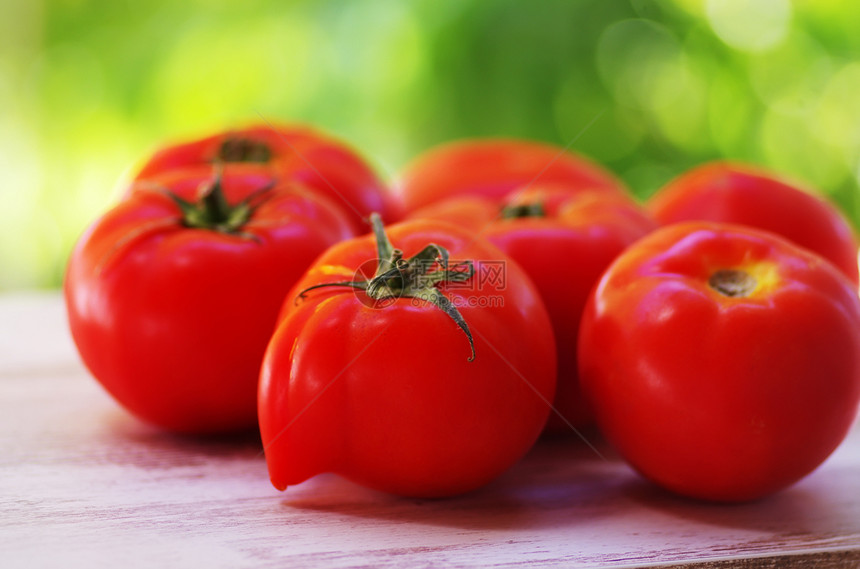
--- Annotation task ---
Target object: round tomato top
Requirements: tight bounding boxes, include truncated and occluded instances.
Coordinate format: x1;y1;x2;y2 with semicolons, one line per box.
487;188;657;430
648;162;859;287
65;168;354;433
133;122;402;232
408;186;657;430
579;221;860;501
397;138;627;211
259;216;557;497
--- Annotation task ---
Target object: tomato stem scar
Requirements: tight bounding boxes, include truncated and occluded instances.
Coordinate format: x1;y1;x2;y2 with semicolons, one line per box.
709;269;757;297
216;136;272;163
500;202;546;219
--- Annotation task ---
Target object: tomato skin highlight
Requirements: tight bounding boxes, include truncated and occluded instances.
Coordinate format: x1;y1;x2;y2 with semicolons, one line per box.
578;222;860;502
133;122;403;232
409;187;657;430
648;162;859;286
398;138;627;211
65;168;354;434
259;219;557;498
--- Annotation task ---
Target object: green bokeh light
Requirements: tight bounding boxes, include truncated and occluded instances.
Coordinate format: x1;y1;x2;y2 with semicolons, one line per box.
0;0;858;290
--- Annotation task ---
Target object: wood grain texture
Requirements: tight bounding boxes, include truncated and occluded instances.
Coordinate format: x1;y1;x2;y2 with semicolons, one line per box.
1;293;859;568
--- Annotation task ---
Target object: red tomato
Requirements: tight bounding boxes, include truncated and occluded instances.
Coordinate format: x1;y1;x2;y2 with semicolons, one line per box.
65;167;354;433
409;186;657;431
398;138;627;211
579;222;860;502
259;215;556;497
133;123;402;232
648;162;859;286
407;195;499;231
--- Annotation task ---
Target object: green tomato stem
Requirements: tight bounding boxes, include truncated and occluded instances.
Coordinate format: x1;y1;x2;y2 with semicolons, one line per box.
166;168;274;235
297;213;477;361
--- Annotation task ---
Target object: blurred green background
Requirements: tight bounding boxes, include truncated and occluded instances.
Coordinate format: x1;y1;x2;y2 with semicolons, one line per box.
1;0;859;290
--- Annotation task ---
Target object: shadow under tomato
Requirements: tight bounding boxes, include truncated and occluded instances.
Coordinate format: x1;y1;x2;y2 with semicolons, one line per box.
615;468;860;540
89;408;265;470
282;436;637;531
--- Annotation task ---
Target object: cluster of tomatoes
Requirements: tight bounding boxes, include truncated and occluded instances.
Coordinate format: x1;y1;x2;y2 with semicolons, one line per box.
65;123;860;503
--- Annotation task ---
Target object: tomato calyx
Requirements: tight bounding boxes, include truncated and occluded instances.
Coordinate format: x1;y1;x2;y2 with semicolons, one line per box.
216;136;272;163
297;213;478;361
167;171;274;237
501;202;546;219
709;269;757;298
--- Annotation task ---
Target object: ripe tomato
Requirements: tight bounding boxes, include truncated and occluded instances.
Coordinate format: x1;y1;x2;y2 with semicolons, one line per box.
133;122;402;232
406;195;499;232
579;222;860;502
259;215;556;497
409;186;657;431
648;162;859;286
397;138;627;211
65;167;354;433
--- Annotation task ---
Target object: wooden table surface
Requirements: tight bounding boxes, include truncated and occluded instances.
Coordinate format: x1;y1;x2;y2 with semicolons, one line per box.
2;293;860;568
